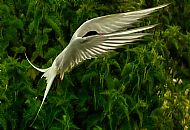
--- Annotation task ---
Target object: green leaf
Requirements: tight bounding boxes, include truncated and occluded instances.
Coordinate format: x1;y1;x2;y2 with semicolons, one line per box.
81;71;98;83
35;33;48;54
0;39;9;55
121;62;133;77
44;47;57;59
10;18;24;29
3;27;17;42
29;21;34;34
93;126;102;130
26;0;35;16
11;46;26;54
50;127;61;130
0;116;7;130
43;28;52;33
45;15;61;36
0;4;10;16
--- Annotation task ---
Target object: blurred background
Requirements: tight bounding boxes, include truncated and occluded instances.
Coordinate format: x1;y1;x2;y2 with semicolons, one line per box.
0;0;190;129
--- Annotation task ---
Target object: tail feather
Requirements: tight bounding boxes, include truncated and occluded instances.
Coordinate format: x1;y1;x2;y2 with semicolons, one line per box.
30;63;58;126
25;53;49;72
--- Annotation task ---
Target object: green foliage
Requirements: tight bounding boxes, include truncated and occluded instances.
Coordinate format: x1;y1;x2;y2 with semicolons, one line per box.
0;0;190;129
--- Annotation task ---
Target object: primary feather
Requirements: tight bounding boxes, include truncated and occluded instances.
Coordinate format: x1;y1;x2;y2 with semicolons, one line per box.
26;4;168;124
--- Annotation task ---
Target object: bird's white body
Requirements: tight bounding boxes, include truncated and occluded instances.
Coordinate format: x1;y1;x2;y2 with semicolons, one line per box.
25;4;168;124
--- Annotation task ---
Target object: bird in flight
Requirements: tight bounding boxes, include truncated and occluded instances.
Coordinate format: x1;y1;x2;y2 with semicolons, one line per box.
26;4;168;124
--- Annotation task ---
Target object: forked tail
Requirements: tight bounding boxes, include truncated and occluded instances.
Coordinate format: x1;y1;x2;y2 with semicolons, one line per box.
30;63;58;126
25;54;58;126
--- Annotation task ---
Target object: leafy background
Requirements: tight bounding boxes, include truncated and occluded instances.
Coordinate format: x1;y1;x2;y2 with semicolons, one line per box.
0;0;190;129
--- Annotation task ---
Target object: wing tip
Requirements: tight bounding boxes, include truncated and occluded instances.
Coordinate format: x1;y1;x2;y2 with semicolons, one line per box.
149;3;170;11
146;3;170;14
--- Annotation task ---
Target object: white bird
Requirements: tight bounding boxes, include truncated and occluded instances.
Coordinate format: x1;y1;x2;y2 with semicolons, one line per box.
26;4;168;124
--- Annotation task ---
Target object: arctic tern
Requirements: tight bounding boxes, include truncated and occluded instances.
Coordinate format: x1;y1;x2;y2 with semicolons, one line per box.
25;4;168;124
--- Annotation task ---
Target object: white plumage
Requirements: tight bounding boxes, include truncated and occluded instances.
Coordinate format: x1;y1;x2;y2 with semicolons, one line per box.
26;4;168;123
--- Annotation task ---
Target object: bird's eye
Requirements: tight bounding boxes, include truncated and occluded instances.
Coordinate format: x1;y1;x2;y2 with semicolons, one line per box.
82;31;98;37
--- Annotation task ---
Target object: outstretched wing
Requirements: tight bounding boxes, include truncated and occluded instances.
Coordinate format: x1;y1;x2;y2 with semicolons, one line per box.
64;24;156;71
72;4;168;38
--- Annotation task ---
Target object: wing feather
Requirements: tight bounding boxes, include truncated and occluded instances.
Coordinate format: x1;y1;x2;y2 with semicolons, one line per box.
64;24;156;71
81;50;91;59
101;25;115;32
79;52;86;60
57;5;168;71
93;47;107;53
73;4;168;38
96;44;115;50
86;48;97;57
